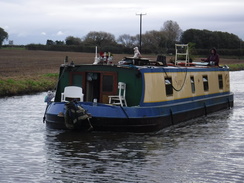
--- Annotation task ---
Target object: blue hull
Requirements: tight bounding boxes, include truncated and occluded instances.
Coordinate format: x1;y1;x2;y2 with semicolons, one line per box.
45;92;234;132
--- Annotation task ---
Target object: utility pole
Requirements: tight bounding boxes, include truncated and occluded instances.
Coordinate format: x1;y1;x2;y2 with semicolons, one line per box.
136;13;146;52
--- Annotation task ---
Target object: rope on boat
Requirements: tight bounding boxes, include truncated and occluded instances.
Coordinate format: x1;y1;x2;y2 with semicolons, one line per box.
86;118;93;131
162;67;188;92
120;106;129;119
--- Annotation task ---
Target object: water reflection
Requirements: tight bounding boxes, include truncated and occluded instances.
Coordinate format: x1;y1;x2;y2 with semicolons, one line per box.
44;130;148;181
43;108;236;182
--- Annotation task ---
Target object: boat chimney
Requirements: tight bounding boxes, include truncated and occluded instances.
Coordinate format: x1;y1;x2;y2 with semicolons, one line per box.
64;56;68;65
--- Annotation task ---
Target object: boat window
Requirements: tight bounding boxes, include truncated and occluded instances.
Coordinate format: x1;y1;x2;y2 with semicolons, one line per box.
190;76;195;93
165;77;173;96
102;75;113;92
202;75;209;91
218;74;223;89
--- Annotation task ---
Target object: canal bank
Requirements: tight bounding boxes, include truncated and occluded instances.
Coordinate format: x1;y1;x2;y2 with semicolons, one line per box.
0;73;58;97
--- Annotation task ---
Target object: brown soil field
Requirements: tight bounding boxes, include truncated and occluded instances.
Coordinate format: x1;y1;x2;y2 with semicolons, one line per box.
0;49;243;78
0;50;131;78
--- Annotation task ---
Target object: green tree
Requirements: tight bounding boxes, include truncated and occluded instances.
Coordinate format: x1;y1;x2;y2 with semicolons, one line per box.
55;40;64;45
0;27;8;46
83;31;116;48
181;29;242;49
46;39;55;45
65;36;82;45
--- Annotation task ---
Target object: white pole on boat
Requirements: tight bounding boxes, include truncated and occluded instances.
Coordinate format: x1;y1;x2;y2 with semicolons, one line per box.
136;13;146;52
93;46;99;64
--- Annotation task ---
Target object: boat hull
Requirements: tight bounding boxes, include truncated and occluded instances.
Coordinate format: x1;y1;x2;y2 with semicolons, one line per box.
45;93;233;132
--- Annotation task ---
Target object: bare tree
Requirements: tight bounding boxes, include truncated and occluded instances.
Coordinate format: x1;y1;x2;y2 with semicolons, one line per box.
117;34;136;48
161;20;182;48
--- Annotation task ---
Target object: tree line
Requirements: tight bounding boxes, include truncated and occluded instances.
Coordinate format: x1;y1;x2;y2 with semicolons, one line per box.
1;20;243;56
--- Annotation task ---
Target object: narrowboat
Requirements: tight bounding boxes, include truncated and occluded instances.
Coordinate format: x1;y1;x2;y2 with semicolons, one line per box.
44;44;234;132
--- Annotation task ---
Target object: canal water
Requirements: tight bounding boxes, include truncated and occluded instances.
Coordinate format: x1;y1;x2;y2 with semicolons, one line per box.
0;71;243;183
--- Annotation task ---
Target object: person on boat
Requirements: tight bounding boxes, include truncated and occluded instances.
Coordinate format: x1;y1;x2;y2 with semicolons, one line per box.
133;47;141;58
44;90;54;105
201;48;219;66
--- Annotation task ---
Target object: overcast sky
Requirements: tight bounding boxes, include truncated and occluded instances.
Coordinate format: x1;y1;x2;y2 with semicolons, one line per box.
1;0;244;45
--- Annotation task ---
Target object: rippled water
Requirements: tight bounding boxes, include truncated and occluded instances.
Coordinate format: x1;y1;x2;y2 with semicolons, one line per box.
0;71;243;183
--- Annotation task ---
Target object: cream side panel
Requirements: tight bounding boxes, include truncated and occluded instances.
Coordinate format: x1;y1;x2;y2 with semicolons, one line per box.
209;72;219;92
199;71;230;94
224;71;230;91
144;73;165;102
170;72;192;99
143;71;230;103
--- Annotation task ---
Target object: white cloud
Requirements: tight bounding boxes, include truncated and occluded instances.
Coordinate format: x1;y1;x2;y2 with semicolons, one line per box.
56;31;64;36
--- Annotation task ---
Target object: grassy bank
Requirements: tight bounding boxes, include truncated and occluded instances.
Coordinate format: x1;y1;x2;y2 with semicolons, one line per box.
0;73;58;97
228;64;244;71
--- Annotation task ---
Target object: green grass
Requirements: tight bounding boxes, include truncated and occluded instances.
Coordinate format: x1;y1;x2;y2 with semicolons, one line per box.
43;73;59;77
228;64;244;71
0;73;58;97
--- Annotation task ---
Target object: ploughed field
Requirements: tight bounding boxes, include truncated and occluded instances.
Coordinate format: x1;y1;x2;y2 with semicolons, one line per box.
1;49;243;78
0;50;115;78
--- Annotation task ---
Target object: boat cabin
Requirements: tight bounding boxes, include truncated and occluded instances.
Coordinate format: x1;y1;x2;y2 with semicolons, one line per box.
54;60;231;108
